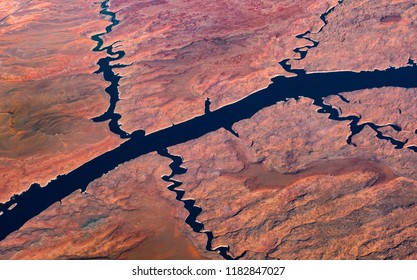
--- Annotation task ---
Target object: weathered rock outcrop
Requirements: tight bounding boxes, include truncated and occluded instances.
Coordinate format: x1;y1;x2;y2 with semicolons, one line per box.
291;0;417;72
101;0;338;133
0;0;122;202
169;96;417;259
0;153;203;259
1;0;417;260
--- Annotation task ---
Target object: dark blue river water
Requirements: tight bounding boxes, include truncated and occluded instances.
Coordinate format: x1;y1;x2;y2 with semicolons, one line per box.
1;63;417;242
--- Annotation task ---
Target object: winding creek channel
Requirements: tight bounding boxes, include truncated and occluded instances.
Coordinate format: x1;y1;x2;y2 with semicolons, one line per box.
91;0;131;138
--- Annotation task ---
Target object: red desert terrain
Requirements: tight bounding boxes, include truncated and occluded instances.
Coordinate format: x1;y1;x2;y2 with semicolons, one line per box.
0;0;416;259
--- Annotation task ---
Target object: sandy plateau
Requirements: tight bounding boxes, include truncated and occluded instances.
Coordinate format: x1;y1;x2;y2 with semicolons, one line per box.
0;0;122;202
101;0;340;133
0;0;416;259
0;153;204;259
169;96;417;259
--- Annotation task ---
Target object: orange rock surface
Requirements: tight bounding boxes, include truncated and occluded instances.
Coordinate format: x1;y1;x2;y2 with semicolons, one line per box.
0;0;122;202
1;0;416;260
169;97;417;259
0;0;202;260
0;153;203;259
324;88;417;149
102;0;339;133
291;0;417;72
